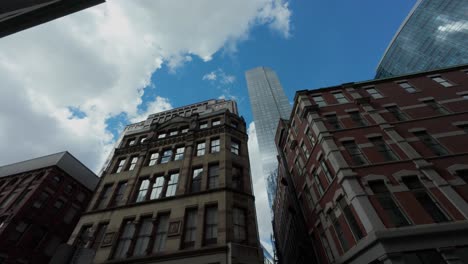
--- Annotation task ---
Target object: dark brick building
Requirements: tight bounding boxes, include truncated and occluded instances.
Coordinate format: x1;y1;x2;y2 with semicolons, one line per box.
273;65;468;264
0;151;99;263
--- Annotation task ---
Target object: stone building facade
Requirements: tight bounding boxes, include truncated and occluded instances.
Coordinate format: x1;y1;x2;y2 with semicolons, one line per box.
68;99;264;264
273;65;468;264
0;151;99;263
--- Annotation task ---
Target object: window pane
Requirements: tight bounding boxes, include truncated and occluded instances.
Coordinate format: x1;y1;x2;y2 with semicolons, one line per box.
166;173;179;197
153;214;169;253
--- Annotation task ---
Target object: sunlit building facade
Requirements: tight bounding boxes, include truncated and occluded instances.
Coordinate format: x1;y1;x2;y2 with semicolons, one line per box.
376;0;468;78
66;99;264;264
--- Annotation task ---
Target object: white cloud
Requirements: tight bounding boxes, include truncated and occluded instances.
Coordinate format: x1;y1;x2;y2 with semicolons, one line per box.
247;122;274;255
203;71;218;81
0;0;291;174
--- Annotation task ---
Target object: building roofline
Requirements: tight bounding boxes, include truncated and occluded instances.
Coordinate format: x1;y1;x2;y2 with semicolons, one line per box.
375;0;423;71
286;63;468;123
0;151;99;190
308;63;468;94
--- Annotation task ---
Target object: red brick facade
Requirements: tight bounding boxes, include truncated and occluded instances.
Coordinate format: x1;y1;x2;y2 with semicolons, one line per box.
274;65;468;264
0;152;97;264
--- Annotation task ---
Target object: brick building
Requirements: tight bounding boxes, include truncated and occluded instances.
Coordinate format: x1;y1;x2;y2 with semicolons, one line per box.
0;151;99;263
66;99;264;264
273;65;468;264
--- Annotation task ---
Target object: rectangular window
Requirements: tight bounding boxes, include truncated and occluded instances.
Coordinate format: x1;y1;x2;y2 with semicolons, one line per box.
12;189;31;208
320;160;334;183
128;157;138;171
306;127;316;147
424;100;450;115
398;82;417;93
111;182;127;207
312;95;326;107
210;138;220;153
414;131;449;156
196;142;206;156
8;221;30;242
208;164;219;189
128;138;136;146
232;166;243;190
386;106;408;121
115;159;126;173
313;169;324;196
212;119;221;126
169;130;178;136
204;206;218;245
231;140;240;155
181;127;189;134
33;192;50;209
160;149;173;163
329;211;349;251
166;172;179;197
192;168;203;193
150;177;164;200
403;176;448;223
350;112;368;127
134;218;153;256
136;179;150;202
366;88;383;99
76;225;92;246
338;197;363;240
113;220;136;259
148;152;159;166
174;147;185;160
183;209;198;248
200;122;208;129
294;157;305;177
304;184;315;209
370;137;398;161
153;214;169;253
301;141;310;159
91;223;108;250
157;133;166;139
326;114;342;130
431;76;453;87
139;137;147;144
343;141;368;166
333;92;349;103
233;208;247;243
64;205;78;224
369;181;409;227
319;230;334;263
95;184;112;209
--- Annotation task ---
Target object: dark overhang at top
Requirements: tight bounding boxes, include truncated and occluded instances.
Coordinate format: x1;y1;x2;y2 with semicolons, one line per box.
0;0;105;38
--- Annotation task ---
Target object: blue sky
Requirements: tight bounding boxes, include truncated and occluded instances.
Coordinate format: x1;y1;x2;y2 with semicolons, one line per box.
133;0;416;129
0;0;417;256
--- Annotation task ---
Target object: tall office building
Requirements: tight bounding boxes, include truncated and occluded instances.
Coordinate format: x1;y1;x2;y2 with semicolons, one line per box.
0;152;98;263
246;67;291;205
274;65;468;264
0;0;105;38
65;99;264;264
375;0;468;78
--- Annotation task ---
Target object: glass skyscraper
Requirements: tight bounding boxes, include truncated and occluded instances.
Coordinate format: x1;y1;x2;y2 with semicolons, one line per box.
246;67;291;206
376;0;468;78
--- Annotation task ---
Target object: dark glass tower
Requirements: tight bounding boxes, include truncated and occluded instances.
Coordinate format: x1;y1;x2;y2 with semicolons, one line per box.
246;67;291;205
376;0;468;78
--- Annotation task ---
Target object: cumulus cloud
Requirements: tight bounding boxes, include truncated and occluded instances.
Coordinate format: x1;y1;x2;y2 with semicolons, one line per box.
0;0;292;173
247;122;274;255
202;68;236;84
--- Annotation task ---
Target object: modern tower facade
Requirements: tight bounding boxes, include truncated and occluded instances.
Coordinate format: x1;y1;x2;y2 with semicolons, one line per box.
0;151;98;263
274;65;468;264
67;99;264;264
375;0;468;79
246;67;292;205
0;0;105;38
